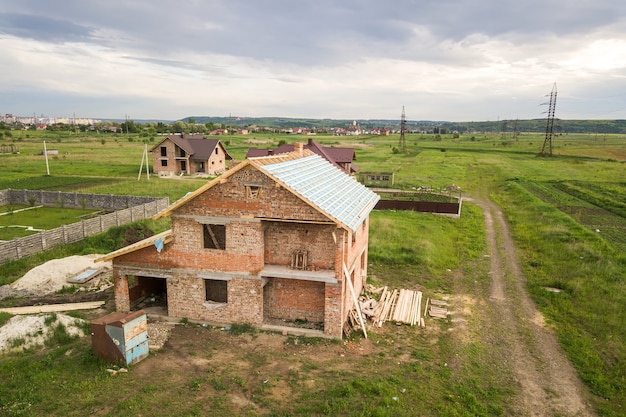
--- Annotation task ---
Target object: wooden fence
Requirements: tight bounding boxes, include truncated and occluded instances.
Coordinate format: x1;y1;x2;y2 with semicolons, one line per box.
0;192;169;264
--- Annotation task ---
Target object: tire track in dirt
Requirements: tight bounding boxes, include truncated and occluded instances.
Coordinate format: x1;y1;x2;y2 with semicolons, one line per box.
468;197;596;416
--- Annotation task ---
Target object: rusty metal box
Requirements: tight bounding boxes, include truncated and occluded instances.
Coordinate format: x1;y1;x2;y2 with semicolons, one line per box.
91;310;149;365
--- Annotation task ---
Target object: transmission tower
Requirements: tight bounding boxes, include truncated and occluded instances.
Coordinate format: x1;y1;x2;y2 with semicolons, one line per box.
541;83;557;156
513;118;520;141
399;106;407;152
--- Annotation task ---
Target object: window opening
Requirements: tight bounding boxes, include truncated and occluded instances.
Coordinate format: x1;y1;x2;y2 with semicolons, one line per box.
161;160;168;167
160;146;167;157
205;279;227;303
203;224;226;249
246;185;262;199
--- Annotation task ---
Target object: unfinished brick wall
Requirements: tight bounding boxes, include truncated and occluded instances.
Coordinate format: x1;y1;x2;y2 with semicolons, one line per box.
152;139;178;175
166;273;263;325
169;218;265;273
324;283;343;337
263;278;325;323
114;270;131;312
206;146;227;175
179;166;329;223
263;222;336;270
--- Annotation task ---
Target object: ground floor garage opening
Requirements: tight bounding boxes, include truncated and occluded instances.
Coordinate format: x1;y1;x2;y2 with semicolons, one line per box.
128;276;168;315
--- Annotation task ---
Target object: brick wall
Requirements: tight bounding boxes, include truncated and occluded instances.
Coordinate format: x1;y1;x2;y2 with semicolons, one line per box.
263;278;325;322
178;166;329;222
114;270;131;312
264;222;336;270
324;283;343;337
168;218;265;273
166;273;263;326
152;139;178;175
206;145;227;175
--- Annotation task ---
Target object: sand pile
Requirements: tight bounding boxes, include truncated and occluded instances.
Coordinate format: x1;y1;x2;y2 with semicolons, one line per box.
0;313;86;353
8;255;111;296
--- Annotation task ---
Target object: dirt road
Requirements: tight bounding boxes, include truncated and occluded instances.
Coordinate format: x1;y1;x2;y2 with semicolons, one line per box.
468;197;596;416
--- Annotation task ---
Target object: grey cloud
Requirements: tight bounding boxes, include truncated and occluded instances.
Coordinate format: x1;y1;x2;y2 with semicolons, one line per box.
0;13;94;43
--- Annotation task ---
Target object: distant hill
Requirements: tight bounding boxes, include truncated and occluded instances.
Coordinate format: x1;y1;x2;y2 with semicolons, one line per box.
181;116;626;134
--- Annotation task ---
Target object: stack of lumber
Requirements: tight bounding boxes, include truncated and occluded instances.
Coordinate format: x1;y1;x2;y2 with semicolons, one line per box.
343;285;435;337
370;287;425;328
428;299;448;319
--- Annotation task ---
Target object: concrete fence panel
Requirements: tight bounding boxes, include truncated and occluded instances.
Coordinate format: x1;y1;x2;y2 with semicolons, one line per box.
0;190;169;264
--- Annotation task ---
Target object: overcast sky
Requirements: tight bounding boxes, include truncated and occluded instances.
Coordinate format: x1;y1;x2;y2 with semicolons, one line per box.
1;0;625;122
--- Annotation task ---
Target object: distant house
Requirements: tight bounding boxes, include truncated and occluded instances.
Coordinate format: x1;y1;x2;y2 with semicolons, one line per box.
151;134;232;176
246;138;358;175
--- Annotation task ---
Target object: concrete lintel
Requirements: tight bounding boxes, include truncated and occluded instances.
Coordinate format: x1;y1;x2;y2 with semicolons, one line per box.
174;214;261;224
193;270;257;281
118;265;173;279
260;265;337;284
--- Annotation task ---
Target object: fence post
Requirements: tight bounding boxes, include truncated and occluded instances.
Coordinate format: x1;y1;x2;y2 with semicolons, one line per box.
62;225;67;244
13;238;20;260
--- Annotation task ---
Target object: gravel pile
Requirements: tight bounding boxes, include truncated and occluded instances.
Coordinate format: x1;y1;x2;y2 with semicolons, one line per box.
148;321;174;350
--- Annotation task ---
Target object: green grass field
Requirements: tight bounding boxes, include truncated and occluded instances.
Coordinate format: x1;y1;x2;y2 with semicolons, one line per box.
0;205;99;240
0;130;625;415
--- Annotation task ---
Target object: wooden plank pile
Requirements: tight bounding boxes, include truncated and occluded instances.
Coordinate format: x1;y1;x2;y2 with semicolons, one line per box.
343;285;451;337
427;299;448;319
369;286;425;328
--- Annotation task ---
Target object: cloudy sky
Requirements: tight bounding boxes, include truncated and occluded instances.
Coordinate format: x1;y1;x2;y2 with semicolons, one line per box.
1;0;625;122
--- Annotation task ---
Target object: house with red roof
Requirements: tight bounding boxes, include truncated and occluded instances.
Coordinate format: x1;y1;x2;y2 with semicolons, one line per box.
246;138;358;175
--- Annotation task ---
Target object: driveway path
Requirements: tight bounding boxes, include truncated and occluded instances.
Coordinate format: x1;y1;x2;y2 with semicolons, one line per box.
467;197;596;416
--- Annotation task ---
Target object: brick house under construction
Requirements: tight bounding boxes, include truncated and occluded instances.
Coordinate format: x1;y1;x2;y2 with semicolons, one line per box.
151;134;232;176
99;145;379;338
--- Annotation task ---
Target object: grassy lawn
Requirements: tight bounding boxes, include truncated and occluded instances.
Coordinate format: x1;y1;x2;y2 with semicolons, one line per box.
0;130;625;415
0;205;99;240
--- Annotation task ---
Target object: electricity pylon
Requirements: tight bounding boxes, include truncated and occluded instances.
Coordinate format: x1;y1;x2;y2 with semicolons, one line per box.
399;106;407;152
541;83;557;156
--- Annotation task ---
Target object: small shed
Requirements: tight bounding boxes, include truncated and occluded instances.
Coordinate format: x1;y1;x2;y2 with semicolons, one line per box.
90;310;149;365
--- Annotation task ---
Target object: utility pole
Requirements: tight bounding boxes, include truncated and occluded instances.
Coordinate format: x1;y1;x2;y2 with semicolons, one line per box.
541;83;557;156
